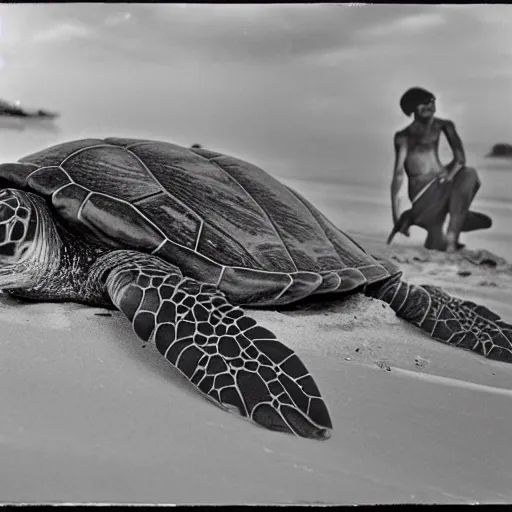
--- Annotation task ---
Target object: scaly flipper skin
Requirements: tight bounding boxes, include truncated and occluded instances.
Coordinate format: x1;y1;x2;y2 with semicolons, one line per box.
371;276;512;362
98;251;332;439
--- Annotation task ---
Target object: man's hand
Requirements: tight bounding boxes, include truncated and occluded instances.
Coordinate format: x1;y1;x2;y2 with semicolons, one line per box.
392;211;411;237
439;161;463;183
437;168;449;183
399;225;410;237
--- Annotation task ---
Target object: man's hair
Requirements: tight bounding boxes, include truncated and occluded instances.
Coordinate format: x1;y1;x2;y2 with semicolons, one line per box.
399;87;436;116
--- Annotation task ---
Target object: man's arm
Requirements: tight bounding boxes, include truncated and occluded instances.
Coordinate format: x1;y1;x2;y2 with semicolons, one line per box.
391;132;408;226
442;120;466;180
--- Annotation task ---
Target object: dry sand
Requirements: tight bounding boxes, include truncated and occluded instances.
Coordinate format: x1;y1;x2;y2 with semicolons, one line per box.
1;237;511;505
1;172;511;505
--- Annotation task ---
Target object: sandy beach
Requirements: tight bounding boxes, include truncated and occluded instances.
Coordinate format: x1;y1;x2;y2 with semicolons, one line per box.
1;3;512;504
1;176;511;505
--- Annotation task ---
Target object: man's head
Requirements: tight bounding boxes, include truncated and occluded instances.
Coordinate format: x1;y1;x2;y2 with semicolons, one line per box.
399;87;436;119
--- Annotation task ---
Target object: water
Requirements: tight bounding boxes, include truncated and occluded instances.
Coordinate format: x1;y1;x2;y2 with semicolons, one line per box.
0;126;510;259
282;150;512;261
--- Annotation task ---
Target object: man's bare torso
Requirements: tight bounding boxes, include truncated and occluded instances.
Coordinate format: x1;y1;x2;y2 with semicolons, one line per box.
396;117;448;200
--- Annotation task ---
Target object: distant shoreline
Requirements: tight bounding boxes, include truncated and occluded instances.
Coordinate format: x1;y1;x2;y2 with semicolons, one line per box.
486;143;512;159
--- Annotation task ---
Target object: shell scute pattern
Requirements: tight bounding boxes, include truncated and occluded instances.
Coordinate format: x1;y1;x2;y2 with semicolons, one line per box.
19;139;106;168
81;192;165;250
123;141;297;272
62;146;162;202
198;152;345;272
26;166;71;196
134;194;200;251
21;140;202;258
13;139;395;306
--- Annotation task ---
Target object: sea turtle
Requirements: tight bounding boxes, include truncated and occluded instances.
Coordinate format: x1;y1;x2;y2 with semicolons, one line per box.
0;138;511;440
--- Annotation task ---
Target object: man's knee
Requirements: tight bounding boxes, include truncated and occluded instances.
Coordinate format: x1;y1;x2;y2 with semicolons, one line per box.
462;166;479;183
454;166;480;189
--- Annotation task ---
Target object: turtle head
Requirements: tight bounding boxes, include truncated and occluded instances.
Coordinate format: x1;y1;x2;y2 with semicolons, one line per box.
0;188;61;289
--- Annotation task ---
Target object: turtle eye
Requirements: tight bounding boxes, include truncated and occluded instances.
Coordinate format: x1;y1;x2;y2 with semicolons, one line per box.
16;243;31;260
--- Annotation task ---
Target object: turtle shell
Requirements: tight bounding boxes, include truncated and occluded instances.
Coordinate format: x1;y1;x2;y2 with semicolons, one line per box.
0;138;395;305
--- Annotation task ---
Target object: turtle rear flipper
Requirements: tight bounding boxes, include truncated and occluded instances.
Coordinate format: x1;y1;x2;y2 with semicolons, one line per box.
100;251;332;439
373;278;512;362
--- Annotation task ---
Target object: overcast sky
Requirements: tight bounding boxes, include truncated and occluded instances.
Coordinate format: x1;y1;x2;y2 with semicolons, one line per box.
0;3;511;188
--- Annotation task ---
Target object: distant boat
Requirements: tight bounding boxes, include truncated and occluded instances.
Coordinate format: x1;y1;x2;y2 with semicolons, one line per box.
0;99;60;132
486;143;512;159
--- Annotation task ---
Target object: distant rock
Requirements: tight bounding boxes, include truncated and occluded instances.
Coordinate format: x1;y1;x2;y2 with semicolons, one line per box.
486;143;512;158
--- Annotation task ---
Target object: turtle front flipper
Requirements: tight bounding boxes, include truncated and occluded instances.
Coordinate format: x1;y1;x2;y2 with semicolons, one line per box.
97;251;332;439
372;277;512;362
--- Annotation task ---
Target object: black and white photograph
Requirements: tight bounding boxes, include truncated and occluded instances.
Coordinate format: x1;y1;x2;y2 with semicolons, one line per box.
0;2;511;505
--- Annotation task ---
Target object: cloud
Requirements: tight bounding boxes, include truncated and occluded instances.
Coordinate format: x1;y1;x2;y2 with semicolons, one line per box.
103;12;132;27
7;3;446;73
45;4;440;67
1;3;511;185
29;9;132;44
358;12;446;39
32;21;92;43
